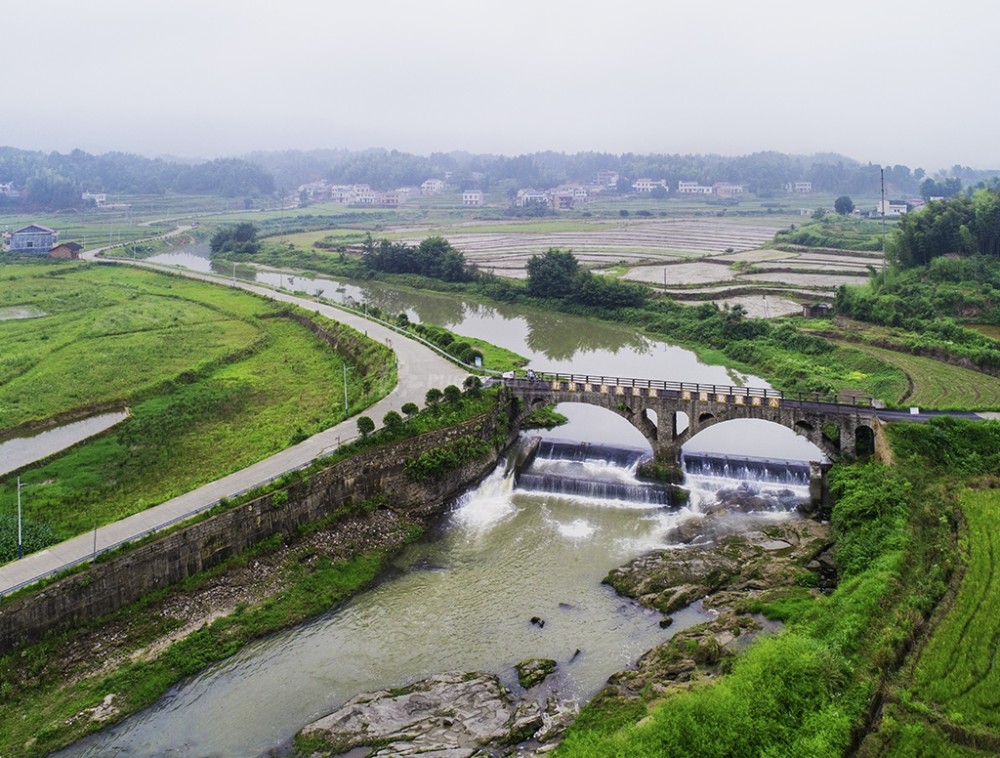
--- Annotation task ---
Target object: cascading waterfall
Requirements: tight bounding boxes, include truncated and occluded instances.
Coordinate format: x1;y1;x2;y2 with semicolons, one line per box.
681;451;813;513
515;439;671;506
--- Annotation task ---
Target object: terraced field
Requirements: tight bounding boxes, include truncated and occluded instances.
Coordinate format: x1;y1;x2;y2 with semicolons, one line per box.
838;342;1000;409
909;488;1000;742
397;219;786;278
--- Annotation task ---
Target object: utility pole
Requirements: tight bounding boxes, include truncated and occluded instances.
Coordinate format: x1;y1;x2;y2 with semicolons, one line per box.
881;167;887;285
17;476;22;559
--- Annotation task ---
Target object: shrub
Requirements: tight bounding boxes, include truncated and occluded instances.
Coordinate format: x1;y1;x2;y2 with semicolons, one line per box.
356;416;375;438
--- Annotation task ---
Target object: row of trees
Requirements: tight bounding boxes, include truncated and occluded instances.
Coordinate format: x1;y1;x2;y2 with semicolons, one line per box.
361;235;475;282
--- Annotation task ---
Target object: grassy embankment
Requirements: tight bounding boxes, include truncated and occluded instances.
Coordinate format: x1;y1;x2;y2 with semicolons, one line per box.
0;388;502;757
0;262;395;561
857;418;1000;757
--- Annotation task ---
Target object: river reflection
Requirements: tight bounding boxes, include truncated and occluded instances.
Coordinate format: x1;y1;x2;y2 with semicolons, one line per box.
147;246;760;385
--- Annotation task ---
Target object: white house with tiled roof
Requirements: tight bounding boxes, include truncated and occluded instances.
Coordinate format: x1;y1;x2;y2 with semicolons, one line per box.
7;224;58;253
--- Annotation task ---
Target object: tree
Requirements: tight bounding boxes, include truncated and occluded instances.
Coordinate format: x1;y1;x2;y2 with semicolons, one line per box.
425;387;443;407
463;375;483;397
401;402;420;418
382;410;403;433
209;222;260;255
526;248;579;298
356;416;375;438
443;384;462;404
834;196;854;215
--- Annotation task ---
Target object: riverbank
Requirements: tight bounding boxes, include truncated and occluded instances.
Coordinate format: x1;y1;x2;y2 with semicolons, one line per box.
0;392;516;757
1;498;423;756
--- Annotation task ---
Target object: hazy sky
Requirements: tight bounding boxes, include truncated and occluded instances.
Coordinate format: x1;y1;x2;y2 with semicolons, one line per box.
5;0;998;171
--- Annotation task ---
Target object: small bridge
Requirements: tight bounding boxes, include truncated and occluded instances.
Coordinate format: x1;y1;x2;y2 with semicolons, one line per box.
504;373;882;462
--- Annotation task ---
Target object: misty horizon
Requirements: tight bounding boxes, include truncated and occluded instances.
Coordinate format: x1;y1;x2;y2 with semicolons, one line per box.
5;1;999;175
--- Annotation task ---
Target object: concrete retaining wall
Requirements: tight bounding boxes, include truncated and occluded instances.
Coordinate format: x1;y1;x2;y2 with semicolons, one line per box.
0;397;517;654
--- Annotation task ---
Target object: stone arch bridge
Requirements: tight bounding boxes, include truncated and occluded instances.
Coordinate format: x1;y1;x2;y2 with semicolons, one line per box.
505;373;882;462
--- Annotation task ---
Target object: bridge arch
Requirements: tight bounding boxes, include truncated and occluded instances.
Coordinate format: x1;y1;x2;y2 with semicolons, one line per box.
682;418;827;465
506;375;880;462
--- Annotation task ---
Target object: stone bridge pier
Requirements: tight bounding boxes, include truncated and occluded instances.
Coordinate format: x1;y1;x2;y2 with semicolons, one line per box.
507;376;880;463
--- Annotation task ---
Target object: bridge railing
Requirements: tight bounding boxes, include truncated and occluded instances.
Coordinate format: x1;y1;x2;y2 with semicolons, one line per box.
503;371;873;409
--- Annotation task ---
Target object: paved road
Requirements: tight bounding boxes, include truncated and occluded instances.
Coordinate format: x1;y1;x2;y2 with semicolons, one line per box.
0;248;467;595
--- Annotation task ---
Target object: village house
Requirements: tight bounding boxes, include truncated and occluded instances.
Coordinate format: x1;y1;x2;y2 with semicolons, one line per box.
596;170;619;188
421;179;445;194
553;184;589;203
0;182;18;198
49;241;83;260
462;189;483;206
787;181;813;193
875;199;909;216
6;224;58;253
548;190;575;211
350;187;380;205
632;178;668;193
82;192;108;206
516;189;549;208
712;182;744;197
677;181;713;194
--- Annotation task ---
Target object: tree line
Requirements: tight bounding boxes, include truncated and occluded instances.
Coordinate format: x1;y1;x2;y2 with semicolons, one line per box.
0;147;274;209
889;187;1000;268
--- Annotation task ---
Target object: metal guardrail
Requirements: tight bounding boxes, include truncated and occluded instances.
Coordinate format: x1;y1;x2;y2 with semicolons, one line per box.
502;371;874;409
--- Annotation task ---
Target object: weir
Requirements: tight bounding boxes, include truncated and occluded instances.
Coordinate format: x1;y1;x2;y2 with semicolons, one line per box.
514;438;671;505
681;452;812;487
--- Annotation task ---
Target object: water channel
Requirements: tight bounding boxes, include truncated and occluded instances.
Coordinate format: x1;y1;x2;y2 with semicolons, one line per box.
0;411;129;478
54;247;828;755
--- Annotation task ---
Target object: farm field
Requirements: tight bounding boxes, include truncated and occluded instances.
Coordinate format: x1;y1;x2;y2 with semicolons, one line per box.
834;342;1000;410
622;246;873;301
0;262;393;559
392;218;788;278
885;487;1000;755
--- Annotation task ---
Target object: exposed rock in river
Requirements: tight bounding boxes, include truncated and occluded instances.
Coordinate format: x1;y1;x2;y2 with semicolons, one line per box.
588;512;834;716
604;513;832;614
298;671;577;757
516;658;557;689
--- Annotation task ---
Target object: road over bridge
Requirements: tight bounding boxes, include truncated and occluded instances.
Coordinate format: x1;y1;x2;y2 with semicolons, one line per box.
505;373;883;462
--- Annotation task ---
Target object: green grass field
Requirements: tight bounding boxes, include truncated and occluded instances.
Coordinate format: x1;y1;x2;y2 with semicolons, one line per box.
0;262;395;558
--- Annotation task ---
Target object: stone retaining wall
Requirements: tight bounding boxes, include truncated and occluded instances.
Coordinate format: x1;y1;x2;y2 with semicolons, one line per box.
0;396;517;654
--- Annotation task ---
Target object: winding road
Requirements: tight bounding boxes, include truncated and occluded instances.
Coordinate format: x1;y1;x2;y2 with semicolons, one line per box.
0;237;468;596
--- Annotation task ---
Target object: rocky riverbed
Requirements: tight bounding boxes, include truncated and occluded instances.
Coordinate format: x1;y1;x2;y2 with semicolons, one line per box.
294;507;834;756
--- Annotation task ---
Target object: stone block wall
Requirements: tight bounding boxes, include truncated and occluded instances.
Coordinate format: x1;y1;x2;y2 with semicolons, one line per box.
0;397;517;654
